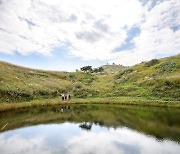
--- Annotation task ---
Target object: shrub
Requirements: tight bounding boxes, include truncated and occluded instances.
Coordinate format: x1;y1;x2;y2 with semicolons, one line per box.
68;73;75;82
74;82;83;89
89;89;99;97
0;89;34;102
156;61;177;73
73;88;89;98
64;84;73;92
145;59;159;67
151;78;180;99
80;66;92;72
115;68;134;79
79;74;95;84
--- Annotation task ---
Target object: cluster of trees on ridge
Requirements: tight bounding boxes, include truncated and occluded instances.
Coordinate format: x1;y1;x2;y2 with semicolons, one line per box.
80;65;104;73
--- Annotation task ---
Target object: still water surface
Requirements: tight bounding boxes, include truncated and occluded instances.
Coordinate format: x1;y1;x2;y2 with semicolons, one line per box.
0;104;180;154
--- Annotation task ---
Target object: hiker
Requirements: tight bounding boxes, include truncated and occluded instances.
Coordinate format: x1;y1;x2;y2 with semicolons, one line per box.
61;93;65;101
64;94;67;101
67;93;71;101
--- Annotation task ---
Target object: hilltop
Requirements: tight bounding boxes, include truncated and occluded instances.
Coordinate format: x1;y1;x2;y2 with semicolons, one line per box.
0;54;180;103
101;64;126;73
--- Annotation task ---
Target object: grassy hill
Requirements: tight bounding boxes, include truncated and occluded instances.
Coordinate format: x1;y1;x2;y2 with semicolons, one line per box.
101;64;126;73
0;54;180;103
112;55;180;100
0;61;72;102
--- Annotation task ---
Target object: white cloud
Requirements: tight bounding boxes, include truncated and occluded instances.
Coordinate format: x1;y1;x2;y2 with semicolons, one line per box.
0;135;51;154
66;127;180;154
111;0;180;65
0;124;180;154
0;0;179;65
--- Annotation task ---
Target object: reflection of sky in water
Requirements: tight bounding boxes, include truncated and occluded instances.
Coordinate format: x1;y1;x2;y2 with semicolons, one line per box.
0;122;179;154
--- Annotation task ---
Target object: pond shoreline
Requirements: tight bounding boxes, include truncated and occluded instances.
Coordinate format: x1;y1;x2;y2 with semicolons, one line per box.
0;97;179;112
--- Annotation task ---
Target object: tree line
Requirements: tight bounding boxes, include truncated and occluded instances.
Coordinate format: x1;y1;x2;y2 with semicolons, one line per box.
80;66;104;73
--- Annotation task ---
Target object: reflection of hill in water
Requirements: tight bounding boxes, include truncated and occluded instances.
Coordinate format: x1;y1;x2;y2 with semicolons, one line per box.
0;104;180;142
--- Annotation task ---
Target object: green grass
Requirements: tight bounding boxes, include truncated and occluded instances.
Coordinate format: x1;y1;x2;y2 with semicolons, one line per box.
0;54;180;103
0;61;72;102
0;97;179;112
101;64;126;73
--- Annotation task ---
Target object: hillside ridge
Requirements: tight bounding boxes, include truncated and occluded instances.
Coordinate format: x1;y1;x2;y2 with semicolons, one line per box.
0;54;179;102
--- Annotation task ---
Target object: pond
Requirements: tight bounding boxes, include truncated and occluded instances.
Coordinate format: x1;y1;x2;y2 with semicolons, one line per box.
0;104;180;154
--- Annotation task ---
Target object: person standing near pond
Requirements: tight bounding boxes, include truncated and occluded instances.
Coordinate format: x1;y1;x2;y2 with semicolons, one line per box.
67;93;71;101
61;93;65;101
64;94;67;101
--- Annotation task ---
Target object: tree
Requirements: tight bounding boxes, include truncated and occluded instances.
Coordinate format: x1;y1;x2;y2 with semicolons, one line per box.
145;59;159;67
92;67;104;73
98;67;104;72
93;68;99;73
80;66;92;72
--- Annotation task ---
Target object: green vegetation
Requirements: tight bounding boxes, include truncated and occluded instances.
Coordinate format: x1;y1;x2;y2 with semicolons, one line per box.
115;68;134;79
0;61;72;102
80;65;93;72
0;54;180;105
0;97;179;112
144;59;159;67
101;64;125;73
80;65;104;73
112;54;180;100
156;61;177;73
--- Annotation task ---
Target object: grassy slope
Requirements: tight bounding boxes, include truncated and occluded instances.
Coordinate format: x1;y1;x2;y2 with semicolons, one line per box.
101;64;126;73
0;61;72;102
0;54;180;103
84;54;180;100
112;55;180;100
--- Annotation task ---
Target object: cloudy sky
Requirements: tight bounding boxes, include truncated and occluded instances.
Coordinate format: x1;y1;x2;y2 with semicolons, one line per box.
0;0;180;71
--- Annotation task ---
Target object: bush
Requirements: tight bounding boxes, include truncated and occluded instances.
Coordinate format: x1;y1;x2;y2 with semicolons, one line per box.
89;89;99;97
73;88;89;98
80;66;92;72
151;79;180;99
79;74;95;84
92;67;104;73
115;68;134;79
0;89;34;102
68;73;75;82
74;82;83;89
156;61;177;73
73;81;89;98
145;59;159;67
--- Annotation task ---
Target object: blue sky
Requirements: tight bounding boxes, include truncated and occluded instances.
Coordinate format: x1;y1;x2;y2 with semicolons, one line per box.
0;49;105;71
0;0;179;71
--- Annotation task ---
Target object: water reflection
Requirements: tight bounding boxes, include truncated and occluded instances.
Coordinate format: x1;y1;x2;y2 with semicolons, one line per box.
0;104;180;154
60;105;71;113
0;122;179;154
79;122;92;130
